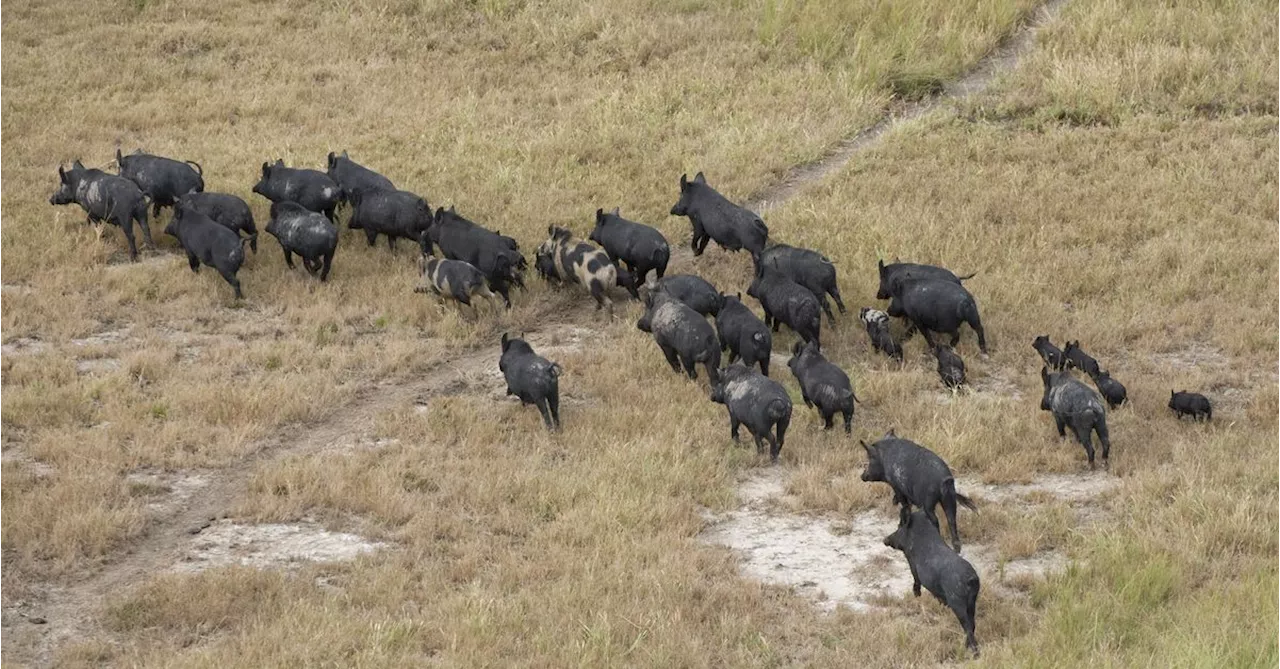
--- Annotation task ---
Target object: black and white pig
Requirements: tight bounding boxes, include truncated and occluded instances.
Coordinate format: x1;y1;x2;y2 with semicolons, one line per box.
709;363;792;463
537;226;621;309
636;290;721;383
348;189;432;251
651;274;723;317
716;293;772;376
669;172;768;259
265;201;339;281
1169;390;1211;421
1040;367;1112;468
859;307;903;362
758;243;845;325
747;264;821;348
164;201;249;299
326;150;394;209
860;432;977;552
588;208;670;288
115;149;204;217
499;333;561;431
415;254;497;312
787;341;857;433
252;160;342;223
883;512;982;657
177;192;258;253
49;161;153;261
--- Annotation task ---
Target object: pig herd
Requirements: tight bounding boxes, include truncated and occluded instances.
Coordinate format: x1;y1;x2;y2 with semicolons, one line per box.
48;150;1216;658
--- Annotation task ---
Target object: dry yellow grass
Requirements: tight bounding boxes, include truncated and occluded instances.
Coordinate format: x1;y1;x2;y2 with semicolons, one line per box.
2;0;1277;665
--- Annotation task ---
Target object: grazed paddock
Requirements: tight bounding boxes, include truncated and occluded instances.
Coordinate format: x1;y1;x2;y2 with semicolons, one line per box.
3;0;1277;666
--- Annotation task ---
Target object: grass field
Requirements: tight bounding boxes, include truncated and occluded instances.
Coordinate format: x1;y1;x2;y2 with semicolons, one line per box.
2;0;1277;666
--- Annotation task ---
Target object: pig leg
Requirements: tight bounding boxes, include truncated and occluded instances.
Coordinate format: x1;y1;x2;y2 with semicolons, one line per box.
365;230;378;247
679;354;698;380
773;414;788;461
942;490;962;553
842;407;853;434
893;490;911;526
1095;419;1111;464
387;236;397;251
493;282;512;308
1054;415;1067;438
828;285;847;314
966;308;989;355
658;343;682;374
1073;419;1096;468
821;409;834;431
962;594;980;657
908;561;922;597
729;416;741;442
282;249;296;269
219;268;244;300
535;397;556;430
819;296;837;326
135;210;155;249
800;391;812;408
752;433;766;455
759;357;769;378
590;281;606;311
119;215;140;262
548;392;561;430
319;252;334;282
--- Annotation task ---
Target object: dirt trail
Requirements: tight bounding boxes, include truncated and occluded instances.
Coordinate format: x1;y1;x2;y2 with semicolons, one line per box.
4;2;1068;664
745;0;1067;212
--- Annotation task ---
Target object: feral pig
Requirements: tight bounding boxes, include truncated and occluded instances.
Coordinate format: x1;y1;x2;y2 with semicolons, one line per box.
875;259;975;300
1032;335;1065;370
265;201;339;281
1062;341;1101;377
1169;390;1211;421
252;160;342;223
716;293;772;376
859;307;902;362
164;202;248;299
177;192;258;253
933;343;966;389
709;363;792;462
348;189;431;251
860;432;977;553
747;264;821;348
758;244;845;325
534;245;560;284
886;278;987;355
499;333;561;431
49;161;153;261
326;150;394;208
423;207;525;308
589;208;670;288
1040;368;1111;468
636;290;721;383
415;254;496;312
652;274;723;317
787;341;857;433
536;226;621;309
883;512;981;657
1089;370;1128;409
669;172;768;259
115;149;204;216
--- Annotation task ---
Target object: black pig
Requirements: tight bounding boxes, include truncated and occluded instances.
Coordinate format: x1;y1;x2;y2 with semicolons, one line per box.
1062;340;1101;377
860;432;977;552
747;264;821;348
636;290;721;383
885;278;987;355
1040;368;1112;468
758;244;845;325
265;201;339;281
326;150;394;209
49;162;153;261
875;259;975;300
116;149;204;217
1032;335;1065;370
669;172;768;259
787;341;857;433
252;160;342;223
422;206;525;308
652;274;723;317
933;343;966;389
883;512;981;657
164;201;248;299
1089;370;1128;409
709;363;792;462
349;189;432;251
589;208;670;288
499;333;561;431
177;192;258;253
716;293;772;376
1169;390;1211;421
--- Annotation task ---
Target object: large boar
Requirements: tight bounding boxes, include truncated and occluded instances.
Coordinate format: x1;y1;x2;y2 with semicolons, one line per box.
636;290;721;383
252;160;342;223
164;201;248;299
860;432;977;552
747;264;821;348
669;172;768;259
116;149;204;217
49;162;153;261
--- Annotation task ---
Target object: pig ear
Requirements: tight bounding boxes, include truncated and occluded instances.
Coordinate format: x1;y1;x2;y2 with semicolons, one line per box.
72;159;85;170
448;205;456;213
275;158;285;167
261;162;270;176
736;292;742;300
877;258;885;273
547;224;555;237
792;341;802;356
501;332;509;349
693;172;706;184
611;207;620;216
58;165;67;182
115;148;122;164
860;440;872;453
886;427;896;437
905;513;915;528
341;150;349;158
595;208;604;222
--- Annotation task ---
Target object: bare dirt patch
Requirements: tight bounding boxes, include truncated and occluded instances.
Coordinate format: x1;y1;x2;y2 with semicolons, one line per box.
701;466;1111;612
126;470;212;515
173;520;386;573
1;337;49;356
